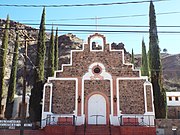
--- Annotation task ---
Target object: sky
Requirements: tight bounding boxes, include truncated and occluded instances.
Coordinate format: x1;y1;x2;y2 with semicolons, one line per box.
0;0;180;54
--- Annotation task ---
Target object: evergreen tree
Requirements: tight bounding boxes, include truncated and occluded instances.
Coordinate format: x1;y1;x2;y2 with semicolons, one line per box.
47;27;54;77
30;8;46;122
131;49;134;64
149;1;166;118
0;15;9;113
5;31;19;119
54;27;59;71
141;38;149;76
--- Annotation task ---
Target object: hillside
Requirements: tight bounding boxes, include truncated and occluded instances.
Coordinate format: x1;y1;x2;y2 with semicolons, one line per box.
135;53;180;91
0;19;86;95
162;54;180;91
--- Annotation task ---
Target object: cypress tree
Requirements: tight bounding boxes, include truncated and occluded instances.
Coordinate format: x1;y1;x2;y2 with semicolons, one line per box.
131;49;134;64
149;1;166;118
30;7;46;122
0;15;9;114
47;27;54;77
5;31;19;119
54;27;59;71
141;38;149;76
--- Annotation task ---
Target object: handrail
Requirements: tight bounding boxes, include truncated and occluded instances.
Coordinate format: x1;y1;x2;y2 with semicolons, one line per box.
84;117;86;135
109;118;112;135
74;115;77;135
118;114;155;127
42;114;77;126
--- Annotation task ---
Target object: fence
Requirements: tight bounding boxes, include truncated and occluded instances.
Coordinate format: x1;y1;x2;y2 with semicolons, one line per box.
118;114;155;126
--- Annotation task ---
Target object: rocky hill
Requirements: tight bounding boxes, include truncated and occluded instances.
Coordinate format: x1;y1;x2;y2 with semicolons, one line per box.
0;19;84;95
135;53;180;91
162;54;180;91
0;19;40;95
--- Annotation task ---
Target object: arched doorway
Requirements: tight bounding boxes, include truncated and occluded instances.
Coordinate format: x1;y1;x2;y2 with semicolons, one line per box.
88;94;106;125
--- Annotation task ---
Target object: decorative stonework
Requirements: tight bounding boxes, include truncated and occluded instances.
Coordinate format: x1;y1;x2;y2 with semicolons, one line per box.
119;80;145;114
146;85;153;112
51;80;76;114
44;86;51;112
84;80;110;102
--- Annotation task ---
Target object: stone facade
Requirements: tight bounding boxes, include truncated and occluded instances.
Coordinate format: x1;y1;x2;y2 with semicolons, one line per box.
84;80;110;102
51;80;76;114
41;33;154;127
119;80;145;114
56;49;139;78
44;86;51;112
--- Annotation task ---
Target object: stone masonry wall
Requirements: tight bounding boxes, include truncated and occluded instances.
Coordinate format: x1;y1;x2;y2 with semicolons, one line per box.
44;86;50;112
84;80;110;105
51;80;76;114
167;106;180;119
156;119;180;135
56;47;139;78
119;80;145;114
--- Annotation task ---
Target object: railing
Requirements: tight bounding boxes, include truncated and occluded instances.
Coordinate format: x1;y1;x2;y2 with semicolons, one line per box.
118;114;155;127
74;115;77;135
109;118;112;135
41;114;76;127
84;117;86;135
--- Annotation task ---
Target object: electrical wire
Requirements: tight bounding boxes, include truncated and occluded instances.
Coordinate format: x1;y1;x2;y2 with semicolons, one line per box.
21;23;180;28
0;0;168;8
1;27;180;34
13;11;180;22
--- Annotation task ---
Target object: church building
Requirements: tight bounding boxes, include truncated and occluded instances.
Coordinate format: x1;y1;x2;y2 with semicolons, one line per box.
41;33;155;128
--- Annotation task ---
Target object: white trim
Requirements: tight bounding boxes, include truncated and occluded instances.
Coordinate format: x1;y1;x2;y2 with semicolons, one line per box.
54;47;84;78
83;62;112;80
110;79;113;115
81;80;84;116
53;33;142;79
144;83;148;113
49;84;52;112
82;62;113;117
117;78;154;115
89;36;104;52
42;83;53;113
116;78;120;116
42;78;78;118
41;33;155;126
117;76;148;80
145;81;154;114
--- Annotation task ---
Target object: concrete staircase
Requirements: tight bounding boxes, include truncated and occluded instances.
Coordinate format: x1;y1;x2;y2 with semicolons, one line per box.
75;125;110;135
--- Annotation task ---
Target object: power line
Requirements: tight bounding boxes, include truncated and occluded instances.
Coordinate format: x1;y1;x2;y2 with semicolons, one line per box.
1;27;180;34
14;11;180;22
0;0;168;8
21;23;180;28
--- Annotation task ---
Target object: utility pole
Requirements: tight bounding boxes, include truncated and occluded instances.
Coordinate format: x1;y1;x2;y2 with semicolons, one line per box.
20;35;27;135
19;34;36;135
